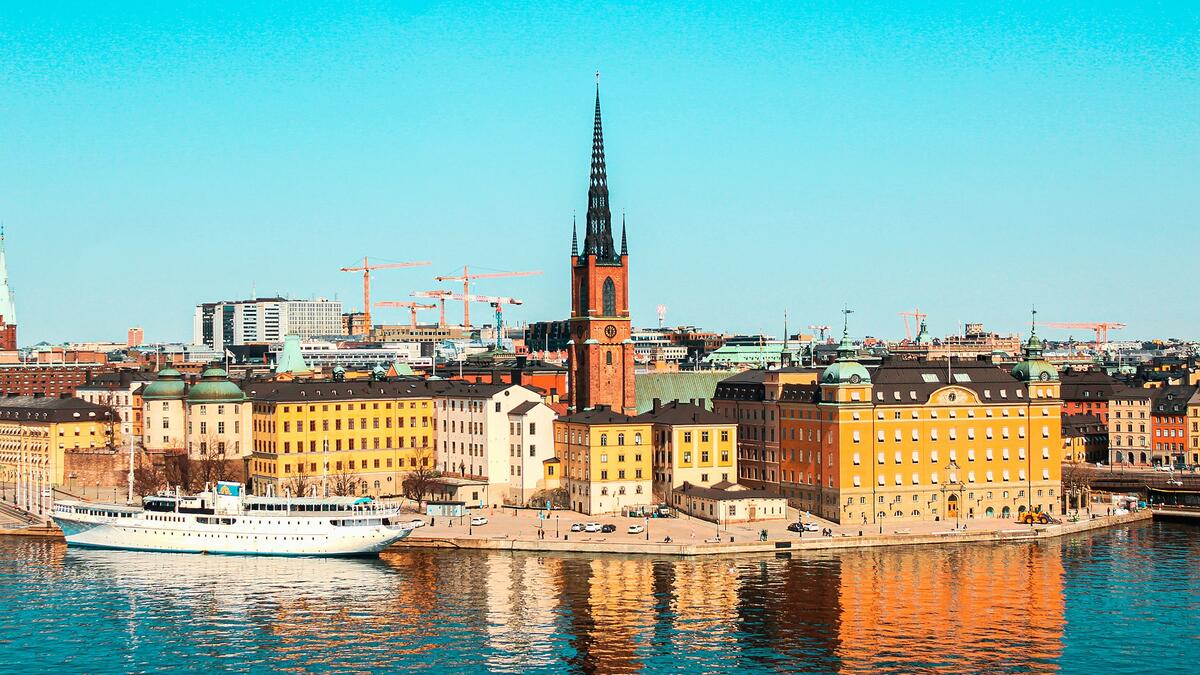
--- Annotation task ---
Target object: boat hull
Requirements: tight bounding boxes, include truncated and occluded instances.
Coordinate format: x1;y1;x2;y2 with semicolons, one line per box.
52;515;413;558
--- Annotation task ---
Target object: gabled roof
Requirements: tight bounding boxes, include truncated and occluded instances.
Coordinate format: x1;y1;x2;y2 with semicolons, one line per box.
1059;370;1122;401
508;400;541;416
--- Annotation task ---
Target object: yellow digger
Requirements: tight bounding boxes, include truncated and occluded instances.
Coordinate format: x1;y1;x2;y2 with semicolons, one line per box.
1017;510;1054;525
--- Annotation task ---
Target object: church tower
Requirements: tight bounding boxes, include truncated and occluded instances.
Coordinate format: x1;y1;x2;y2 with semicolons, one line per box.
568;78;635;414
0;227;16;351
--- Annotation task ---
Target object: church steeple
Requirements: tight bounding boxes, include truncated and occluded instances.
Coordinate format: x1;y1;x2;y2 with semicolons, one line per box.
571;213;578;256
582;73;617;262
620;211;627;256
0;225;15;326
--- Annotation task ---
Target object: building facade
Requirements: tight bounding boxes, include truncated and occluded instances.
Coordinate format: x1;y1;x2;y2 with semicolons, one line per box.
433;382;554;506
1061;414;1108;464
141;368;252;461
567;83;635;415
0;364;105;397
1058;370;1120;424
193;298;343;351
641;400;738;503
1150;385;1194;467
1108;389;1152;465
554;407;652;515
245;379;436;498
0;395;117;518
76;371;156;444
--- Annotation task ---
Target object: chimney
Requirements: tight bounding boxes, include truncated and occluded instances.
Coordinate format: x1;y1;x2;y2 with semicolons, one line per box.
490;369;501;384
515;355;527;369
652;398;662;412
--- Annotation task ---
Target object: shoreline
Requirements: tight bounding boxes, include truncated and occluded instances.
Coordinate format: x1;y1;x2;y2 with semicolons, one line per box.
1;510;1154;556
394;510;1152;557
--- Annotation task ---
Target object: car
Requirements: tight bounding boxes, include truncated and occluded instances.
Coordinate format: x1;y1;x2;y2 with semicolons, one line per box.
570;522;584;532
470;516;488;526
803;522;819;532
584;522;602;533
600;524;617;533
786;522;804;533
404;519;426;529
627;524;645;535
1154;465;1173;472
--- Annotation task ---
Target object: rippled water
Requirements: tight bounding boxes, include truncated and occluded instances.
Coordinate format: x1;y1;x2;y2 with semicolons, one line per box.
1;522;1196;673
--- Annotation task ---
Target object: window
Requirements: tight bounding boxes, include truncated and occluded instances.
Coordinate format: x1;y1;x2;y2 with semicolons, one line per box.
597;275;617;316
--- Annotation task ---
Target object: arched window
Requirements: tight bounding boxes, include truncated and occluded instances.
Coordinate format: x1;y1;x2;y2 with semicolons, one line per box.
600;434;608;446
634;433;642;445
602;277;616;315
606;351;613;365
617;433;625;446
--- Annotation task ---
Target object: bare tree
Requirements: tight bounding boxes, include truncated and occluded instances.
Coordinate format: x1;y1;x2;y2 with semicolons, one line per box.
284;473;314;497
133;463;165;497
193;435;234;489
162;453;193;492
400;447;440;502
329;465;364;496
1061;462;1094;513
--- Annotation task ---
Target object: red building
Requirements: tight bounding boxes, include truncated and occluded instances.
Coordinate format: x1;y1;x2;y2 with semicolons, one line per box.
444;356;569;415
0;364;108;397
567;82;635;415
1151;385;1195;466
1058;370;1120;424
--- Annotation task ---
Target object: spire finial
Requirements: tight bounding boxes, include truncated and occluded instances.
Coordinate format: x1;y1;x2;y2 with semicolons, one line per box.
620;211;627;256
837;306;856;359
1030;305;1038;337
571;212;578;256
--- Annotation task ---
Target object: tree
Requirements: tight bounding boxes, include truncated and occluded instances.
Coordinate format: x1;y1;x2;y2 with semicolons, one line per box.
1061;462;1094;512
193;435;234;489
284;473;315;497
133;463;165;498
162;453;193;492
400;447;440;502
329;465;364;496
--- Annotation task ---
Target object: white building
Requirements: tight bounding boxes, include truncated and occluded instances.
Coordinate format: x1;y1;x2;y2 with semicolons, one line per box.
266;340;430;369
75;371;157;442
193;298;343;351
432;382;555;506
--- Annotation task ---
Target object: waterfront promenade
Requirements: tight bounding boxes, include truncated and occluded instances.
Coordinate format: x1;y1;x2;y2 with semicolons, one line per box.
398;503;1149;556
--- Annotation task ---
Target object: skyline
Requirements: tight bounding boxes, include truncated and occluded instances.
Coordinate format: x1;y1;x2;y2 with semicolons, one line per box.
3;2;1197;344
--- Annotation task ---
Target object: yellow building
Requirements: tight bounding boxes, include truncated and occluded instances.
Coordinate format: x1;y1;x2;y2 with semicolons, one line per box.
0;396;118;518
763;323;1062;525
554;405;652;515
245;379;436;497
640;399;737;502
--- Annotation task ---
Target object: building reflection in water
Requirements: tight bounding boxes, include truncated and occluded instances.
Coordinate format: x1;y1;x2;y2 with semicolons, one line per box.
26;538;1066;672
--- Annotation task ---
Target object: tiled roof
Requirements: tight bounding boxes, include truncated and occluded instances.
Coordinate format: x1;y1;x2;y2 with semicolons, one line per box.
677;482;782;501
634;372;727;413
0;395;116;423
557;406;642;425
634;400;729;425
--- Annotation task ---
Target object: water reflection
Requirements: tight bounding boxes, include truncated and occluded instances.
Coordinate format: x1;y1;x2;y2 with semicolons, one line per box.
4;525;1193;673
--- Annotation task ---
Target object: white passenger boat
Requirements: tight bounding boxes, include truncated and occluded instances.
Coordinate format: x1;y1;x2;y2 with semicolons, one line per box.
51;482;417;557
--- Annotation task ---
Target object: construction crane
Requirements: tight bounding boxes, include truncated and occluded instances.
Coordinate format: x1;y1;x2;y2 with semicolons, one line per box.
656;304;668;329
339;257;431;331
411;290;454;328
808;325;831;341
434;266;542;328
1039;321;1127;350
417;292;522;348
374;301;438;328
898;308;928;341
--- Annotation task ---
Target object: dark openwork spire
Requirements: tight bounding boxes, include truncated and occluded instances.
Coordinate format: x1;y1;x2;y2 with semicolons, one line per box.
620;211;627;256
571;212;578;256
582;73;618;262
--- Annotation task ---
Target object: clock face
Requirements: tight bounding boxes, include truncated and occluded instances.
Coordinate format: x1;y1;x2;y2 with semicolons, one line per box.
849;374;861;384
1039;371;1050;381
604;325;618;339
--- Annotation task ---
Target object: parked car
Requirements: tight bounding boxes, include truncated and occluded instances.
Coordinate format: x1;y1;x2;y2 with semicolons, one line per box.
600;524;617;533
1154;465;1173;472
787;521;819;533
570;523;584;532
787;522;804;533
404;519;426;529
802;522;819;532
627;524;645;535
584;522;602;532
470;516;488;526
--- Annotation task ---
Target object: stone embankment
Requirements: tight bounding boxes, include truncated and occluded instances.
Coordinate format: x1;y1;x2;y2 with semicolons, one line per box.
397;510;1151;557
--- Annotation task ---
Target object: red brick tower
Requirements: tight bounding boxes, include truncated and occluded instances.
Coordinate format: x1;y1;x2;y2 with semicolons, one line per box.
568;78;635;414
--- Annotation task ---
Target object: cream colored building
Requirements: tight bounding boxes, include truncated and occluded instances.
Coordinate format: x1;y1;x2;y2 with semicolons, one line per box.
141;367;252;460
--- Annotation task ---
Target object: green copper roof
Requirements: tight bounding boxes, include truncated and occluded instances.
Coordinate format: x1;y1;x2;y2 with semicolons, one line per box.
187;367;246;403
634;372;728;414
142;368;186;400
821;360;871;385
275;335;310;374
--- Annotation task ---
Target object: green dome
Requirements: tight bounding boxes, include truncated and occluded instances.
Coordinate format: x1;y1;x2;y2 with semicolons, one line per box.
142;368;186;400
821;360;871;385
1011;359;1059;383
186;367;246;403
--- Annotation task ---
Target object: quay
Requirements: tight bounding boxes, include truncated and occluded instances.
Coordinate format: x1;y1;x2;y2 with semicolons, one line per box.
394;509;1152;557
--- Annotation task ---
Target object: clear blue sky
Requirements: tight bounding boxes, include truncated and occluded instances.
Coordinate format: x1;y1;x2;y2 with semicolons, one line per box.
3;2;1197;345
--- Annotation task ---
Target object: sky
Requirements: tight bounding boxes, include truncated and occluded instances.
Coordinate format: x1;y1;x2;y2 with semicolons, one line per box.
2;2;1197;345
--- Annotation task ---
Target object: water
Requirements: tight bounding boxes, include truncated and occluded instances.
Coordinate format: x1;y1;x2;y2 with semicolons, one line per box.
0;522;1196;673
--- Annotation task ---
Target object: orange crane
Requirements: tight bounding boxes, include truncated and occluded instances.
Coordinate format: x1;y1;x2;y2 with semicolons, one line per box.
339;257;431;332
410;290;453;328
434;266;542;328
374;301;438;328
898;308;928;341
1039;321;1126;350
